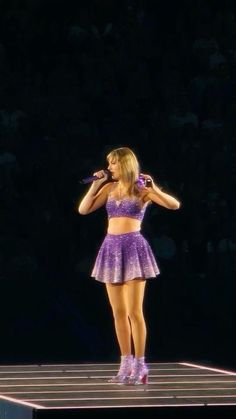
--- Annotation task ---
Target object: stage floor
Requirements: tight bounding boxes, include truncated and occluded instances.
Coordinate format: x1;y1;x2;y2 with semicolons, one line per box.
0;361;236;417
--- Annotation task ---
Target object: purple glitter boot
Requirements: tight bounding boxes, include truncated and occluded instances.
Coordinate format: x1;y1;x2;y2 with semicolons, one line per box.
126;356;149;385
108;355;133;384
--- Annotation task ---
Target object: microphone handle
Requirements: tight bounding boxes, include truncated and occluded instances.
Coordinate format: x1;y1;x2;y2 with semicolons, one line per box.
80;175;99;184
79;170;110;185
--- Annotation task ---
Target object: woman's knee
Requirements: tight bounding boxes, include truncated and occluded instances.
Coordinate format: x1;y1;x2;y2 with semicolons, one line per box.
128;309;144;323
112;306;128;321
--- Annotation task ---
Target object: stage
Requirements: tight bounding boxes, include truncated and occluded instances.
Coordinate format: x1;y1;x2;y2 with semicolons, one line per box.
0;361;236;418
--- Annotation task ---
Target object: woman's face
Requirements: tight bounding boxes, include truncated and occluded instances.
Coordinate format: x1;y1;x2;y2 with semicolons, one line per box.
108;158;121;180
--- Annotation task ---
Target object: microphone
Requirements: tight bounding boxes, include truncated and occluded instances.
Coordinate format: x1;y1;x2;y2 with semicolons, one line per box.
79;170;110;184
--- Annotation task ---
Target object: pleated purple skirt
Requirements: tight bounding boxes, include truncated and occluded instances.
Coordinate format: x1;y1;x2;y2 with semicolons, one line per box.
91;231;160;284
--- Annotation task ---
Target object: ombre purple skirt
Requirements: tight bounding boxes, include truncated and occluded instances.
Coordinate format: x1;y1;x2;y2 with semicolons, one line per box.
91;231;160;284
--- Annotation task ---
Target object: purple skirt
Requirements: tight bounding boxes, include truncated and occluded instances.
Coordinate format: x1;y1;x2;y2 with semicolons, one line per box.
91;231;160;284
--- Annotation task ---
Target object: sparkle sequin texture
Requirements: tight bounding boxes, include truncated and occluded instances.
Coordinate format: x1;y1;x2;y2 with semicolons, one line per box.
106;196;147;221
91;231;160;283
91;195;160;283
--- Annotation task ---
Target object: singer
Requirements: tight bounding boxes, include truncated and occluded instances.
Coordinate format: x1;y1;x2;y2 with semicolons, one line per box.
78;147;181;385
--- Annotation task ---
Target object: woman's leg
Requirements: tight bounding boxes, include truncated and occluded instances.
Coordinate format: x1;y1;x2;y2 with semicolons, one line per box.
124;279;149;385
124;279;146;358
106;283;131;355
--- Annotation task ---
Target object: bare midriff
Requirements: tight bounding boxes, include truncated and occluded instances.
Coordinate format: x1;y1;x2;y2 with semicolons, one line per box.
107;217;141;235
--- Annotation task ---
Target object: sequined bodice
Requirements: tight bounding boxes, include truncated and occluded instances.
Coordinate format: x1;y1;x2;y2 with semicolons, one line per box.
106;195;147;221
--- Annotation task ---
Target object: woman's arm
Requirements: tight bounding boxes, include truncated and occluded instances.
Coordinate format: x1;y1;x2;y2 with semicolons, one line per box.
147;185;180;209
141;175;181;210
78;181;112;214
78;169;110;214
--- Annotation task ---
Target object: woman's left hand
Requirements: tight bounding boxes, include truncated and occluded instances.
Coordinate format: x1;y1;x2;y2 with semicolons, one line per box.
140;173;154;187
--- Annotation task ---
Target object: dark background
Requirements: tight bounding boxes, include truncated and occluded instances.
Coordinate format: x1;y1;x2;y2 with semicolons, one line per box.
0;0;235;369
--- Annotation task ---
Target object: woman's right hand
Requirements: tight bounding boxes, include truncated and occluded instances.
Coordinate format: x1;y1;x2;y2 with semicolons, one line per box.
92;170;109;185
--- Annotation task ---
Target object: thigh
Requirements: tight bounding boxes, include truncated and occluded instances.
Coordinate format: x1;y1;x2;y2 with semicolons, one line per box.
124;279;146;312
106;283;127;311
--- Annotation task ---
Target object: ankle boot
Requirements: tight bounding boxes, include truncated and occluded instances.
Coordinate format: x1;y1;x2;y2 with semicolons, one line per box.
126;356;148;385
108;355;133;384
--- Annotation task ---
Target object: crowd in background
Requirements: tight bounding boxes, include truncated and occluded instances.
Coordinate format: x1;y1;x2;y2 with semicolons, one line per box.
0;0;235;364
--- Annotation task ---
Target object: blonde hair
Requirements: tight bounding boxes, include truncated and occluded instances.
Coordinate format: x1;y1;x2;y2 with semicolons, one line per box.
107;147;140;196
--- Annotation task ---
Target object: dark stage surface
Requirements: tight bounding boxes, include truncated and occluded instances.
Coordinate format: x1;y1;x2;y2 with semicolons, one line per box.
0;361;236;418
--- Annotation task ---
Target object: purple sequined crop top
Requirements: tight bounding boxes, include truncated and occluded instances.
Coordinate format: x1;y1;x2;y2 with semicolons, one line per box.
106;195;148;221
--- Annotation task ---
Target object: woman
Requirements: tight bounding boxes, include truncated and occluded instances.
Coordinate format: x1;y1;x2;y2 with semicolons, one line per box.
78;147;180;385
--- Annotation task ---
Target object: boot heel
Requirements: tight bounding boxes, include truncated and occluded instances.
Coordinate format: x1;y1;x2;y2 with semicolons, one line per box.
141;372;148;385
